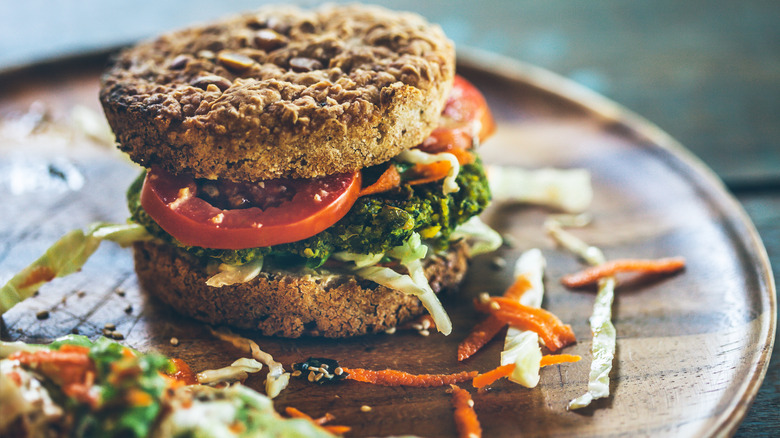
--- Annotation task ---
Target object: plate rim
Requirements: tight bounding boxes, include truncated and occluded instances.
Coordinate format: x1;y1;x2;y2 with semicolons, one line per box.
456;47;776;437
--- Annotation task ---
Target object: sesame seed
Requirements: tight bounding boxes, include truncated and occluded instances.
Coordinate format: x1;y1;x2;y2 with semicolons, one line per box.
308;372;315;382
115;289;126;297
334;367;344;375
478;292;491;304
170;337;179;346
490;301;501;310
411;323;423;331
292;370;302;377
77;291;86;298
102;328;113;336
384;327;396;334
36;310;50;320
124;305;133;314
104;323;116;330
467;399;474;408
419;329;430;337
421;319;431;330
111;332;124;340
360;405;372;412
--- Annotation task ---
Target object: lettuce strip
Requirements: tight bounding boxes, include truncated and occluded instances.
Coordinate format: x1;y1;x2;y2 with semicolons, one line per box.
545;217;616;410
0;223;151;314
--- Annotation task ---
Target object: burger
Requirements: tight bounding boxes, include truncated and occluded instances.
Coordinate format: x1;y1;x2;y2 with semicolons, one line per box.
99;4;497;338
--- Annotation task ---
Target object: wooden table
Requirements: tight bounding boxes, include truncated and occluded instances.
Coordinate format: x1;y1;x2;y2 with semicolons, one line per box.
1;1;777;435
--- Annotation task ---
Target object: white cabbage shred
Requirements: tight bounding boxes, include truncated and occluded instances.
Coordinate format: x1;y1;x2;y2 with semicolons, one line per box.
488;166;592;213
499;249;547;387
545;217;616;410
205;258;264;287
208;328;290;398
449;216;503;257
196;358;264;385
0;222;151;314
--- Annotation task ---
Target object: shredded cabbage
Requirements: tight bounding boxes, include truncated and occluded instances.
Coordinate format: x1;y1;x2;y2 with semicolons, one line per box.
208;328;290;399
488;166;592;213
449;216;502;257
196;358;264;385
205;258;264;287
499;249;547;388
0;223;151;314
331;251;384;268
355;262;452;336
397;149;460;194
545;217;616;410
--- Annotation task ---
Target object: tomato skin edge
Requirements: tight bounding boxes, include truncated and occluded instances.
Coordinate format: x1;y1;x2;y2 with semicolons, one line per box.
140;169;362;250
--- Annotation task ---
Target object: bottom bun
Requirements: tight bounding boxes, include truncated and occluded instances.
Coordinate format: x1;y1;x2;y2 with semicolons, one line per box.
133;240;469;337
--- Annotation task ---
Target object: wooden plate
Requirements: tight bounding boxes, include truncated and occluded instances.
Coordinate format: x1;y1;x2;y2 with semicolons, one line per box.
0;50;775;437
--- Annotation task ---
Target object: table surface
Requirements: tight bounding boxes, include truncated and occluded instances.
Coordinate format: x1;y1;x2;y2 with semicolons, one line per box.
1;1;778;435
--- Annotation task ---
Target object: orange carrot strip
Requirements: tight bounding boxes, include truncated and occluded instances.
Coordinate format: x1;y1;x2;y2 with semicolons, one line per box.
488;297;576;352
561;257;686;288
458;275;534;361
457;316;506;361
503;274;533;301
472;364;516;389
285;407;351;435
358;165;402;197
540;354;582;367
343;368;478;387
449;147;476;165
323;425;352;435
406;161;452;185
169;358;198;385
450;384;482;438
17;265;56;289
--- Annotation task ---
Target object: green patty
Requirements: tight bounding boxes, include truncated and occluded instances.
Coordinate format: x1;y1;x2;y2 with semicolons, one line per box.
127;159;491;267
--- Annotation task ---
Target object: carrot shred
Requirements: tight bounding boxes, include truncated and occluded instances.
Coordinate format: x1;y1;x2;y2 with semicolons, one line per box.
17;265;56;289
472;364;516;389
406;160;452;185
358;165;402;197
10;345;99;406
342;367;478;387
457;316;506;361
169;358;198;385
458;275;534;361
285;407;351;435
449;147;476;165
450;384;482;438
561;256;686;288
488;297;576;352
540;354;581;367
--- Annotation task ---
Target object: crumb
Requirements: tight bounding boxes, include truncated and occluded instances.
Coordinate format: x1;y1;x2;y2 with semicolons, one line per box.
170;337;179;346
77;290;86;298
124;305;133;314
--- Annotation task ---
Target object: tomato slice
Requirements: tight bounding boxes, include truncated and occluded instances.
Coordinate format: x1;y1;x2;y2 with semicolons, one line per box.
140;167;362;250
418;75;496;153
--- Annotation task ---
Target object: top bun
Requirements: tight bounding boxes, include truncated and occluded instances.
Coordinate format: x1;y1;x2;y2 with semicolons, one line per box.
100;4;455;181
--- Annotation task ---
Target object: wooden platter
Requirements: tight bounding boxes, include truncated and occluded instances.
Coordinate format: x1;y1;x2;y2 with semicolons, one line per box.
0;50;775;437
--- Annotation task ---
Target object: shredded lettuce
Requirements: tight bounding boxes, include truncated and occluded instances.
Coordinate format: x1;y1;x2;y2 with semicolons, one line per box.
208;328;290;399
196;358;264;385
449;216;503;257
499;249;547;388
0;223;151;314
398;149;461;194
545;217;616;410
488;166;592;213
205;258;264;287
331;251;384;268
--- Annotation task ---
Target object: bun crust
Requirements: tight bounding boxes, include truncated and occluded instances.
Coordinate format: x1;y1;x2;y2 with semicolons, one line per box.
133;240;469;337
101;4;455;181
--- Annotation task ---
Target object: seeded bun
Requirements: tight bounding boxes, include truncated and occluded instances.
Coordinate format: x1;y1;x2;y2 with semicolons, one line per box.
133;240;468;337
100;4;455;182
